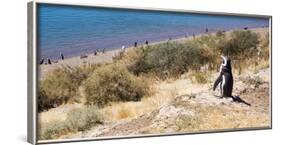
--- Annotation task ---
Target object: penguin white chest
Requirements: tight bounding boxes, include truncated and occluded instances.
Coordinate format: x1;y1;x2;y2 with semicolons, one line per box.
221;75;226;95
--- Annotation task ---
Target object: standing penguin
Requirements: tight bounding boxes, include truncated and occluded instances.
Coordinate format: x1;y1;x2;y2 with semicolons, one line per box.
213;56;233;98
60;52;64;60
39;58;44;65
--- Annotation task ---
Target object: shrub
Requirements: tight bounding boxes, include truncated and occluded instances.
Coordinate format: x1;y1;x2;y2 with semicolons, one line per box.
192;35;218;48
41;67;77;100
117;30;262;78
38;64;98;112
67;105;103;131
220;30;260;58
83;63;149;106
260;32;270;60
116;48;145;70
113;51;125;61
38;87;55;112
128;42;209;78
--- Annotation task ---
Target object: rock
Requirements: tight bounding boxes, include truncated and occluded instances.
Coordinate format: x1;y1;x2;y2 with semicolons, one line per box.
155;105;195;120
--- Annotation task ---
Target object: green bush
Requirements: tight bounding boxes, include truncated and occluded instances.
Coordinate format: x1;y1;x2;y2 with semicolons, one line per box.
260;32;270;60
83;63;149;106
38;87;55;112
118;30;263;78
128;42;209;78
38;64;98;112
192;35;218;48
67;105;103;131
220;30;259;58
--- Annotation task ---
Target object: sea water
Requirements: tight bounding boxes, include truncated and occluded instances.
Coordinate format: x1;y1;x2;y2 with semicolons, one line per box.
38;4;269;59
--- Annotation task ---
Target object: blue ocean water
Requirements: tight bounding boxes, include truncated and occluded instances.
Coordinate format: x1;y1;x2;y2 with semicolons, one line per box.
38;4;269;59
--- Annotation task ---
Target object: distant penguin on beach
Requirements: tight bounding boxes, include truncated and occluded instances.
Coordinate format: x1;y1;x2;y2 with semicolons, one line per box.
205;28;209;33
94;50;97;56
168;37;172;41
213;56;233;98
145;40;149;45
47;58;52;65
60;52;64;60
134;42;137;47
39;58;44;65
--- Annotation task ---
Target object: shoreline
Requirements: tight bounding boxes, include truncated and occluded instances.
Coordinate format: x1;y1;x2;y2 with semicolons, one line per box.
39;27;269;78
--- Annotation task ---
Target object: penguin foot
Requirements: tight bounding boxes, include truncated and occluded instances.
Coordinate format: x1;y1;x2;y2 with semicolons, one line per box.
231;96;251;106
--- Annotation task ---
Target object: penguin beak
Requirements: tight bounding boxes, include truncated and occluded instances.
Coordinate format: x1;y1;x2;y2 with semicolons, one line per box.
221;55;227;66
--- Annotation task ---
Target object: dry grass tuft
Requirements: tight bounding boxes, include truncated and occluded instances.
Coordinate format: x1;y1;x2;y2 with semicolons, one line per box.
39;120;70;140
39;105;103;140
101;82;178;121
190;72;210;84
175;105;269;132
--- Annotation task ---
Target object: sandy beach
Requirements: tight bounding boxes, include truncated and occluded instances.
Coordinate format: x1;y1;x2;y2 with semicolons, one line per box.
39;27;269;78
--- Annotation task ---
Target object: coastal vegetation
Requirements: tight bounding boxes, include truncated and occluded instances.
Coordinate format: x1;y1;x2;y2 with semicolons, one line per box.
39;105;103;140
126;42;209;78
38;29;270;139
38;64;98;112
83;63;150;107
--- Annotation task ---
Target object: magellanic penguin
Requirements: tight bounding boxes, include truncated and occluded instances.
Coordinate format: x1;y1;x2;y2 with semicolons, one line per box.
213;56;233;98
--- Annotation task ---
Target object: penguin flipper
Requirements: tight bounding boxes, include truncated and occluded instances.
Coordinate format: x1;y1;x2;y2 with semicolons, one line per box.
213;74;222;91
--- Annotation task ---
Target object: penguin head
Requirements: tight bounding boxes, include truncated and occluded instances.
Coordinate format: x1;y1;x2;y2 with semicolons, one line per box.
221;55;232;71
